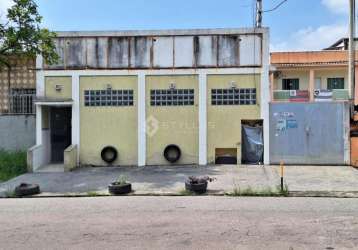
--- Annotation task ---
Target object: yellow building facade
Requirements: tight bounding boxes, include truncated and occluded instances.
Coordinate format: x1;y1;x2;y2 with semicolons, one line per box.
28;28;270;171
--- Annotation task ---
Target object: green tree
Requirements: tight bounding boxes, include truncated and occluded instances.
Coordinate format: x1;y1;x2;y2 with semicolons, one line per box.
0;0;58;68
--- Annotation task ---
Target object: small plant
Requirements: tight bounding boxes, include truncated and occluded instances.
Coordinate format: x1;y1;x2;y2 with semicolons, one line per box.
178;189;195;196
187;176;216;184
185;176;216;194
4;185;17;198
86;191;101;197
278;184;289;197
115;175;128;185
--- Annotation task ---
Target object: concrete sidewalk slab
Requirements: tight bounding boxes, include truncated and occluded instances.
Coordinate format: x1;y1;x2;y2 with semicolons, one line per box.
1;165;358;197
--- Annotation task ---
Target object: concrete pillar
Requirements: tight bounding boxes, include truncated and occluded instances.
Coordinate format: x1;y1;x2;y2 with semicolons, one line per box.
71;73;80;165
309;69;315;102
36;55;45;97
138;73;146;166
36;105;42;145
199;73;207;165
261;30;270;165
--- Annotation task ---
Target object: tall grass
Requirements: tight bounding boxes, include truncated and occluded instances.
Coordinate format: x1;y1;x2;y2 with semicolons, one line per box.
0;150;27;182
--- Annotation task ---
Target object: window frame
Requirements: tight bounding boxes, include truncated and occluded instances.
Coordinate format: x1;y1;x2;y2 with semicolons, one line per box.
150;88;195;106
282;78;299;90
84;89;134;107
211;88;257;106
327;77;344;90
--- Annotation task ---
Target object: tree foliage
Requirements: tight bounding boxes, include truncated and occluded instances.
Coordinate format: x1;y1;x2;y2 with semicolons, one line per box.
0;0;58;67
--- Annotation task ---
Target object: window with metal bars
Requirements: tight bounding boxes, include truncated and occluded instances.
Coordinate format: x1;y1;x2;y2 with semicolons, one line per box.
84;89;134;107
150;89;195;106
9;88;36;114
211;88;256;105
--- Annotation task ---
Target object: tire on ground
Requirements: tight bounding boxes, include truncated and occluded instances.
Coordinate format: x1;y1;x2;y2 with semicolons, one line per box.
15;183;40;197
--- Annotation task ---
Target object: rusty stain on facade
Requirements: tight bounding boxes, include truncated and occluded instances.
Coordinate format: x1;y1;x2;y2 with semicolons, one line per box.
44;30;263;70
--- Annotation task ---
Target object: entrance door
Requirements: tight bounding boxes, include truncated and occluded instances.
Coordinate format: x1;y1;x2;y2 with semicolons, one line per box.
50;107;72;163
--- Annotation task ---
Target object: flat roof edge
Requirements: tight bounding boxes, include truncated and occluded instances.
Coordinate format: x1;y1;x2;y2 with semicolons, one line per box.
55;27;269;37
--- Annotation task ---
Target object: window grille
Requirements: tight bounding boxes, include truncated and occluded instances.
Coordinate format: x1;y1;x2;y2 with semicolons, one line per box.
84;89;134;107
9;89;36;114
150;89;195;106
211;88;256;105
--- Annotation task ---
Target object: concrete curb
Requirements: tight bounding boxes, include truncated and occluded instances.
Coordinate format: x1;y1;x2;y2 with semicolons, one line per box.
2;190;358;198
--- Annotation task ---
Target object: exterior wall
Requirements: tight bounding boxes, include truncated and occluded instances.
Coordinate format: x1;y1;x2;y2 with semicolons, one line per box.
32;28;270;168
315;69;347;89
145;75;199;165
274;70;309;90
0;56;36;113
45;29;265;70
79;76;138;166
0;115;35;151
273;68;347;90
207;74;261;163
45;76;72;99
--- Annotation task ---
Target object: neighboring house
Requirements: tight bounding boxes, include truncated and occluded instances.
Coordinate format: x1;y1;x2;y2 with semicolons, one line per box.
28;28;270;171
270;50;351;102
0;56;36;114
323;37;358;51
0;56;36;151
269;44;353;165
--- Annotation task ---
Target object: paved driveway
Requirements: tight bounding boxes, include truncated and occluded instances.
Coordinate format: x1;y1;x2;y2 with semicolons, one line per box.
1;165;358;197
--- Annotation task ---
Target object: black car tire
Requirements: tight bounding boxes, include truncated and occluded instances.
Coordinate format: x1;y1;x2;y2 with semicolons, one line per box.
15;183;40;197
108;183;132;195
185;181;208;194
163;144;181;163
101;146;118;164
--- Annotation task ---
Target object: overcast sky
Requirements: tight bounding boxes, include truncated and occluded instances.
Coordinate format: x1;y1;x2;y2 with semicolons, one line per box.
0;0;350;51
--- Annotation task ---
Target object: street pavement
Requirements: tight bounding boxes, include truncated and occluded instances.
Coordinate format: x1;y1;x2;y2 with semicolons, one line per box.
1;165;358;197
0;196;357;250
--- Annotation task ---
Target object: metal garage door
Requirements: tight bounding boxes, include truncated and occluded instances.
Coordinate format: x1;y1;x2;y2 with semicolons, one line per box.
269;102;350;165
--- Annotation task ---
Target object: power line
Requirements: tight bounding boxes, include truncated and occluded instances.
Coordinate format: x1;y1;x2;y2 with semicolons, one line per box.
262;0;288;13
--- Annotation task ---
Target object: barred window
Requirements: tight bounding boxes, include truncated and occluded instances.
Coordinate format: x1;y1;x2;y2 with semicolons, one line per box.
84;89;134;107
9;88;36;114
211;88;256;105
150;89;194;106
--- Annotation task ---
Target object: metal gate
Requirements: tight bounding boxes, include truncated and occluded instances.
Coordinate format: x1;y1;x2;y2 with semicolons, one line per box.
269;102;350;165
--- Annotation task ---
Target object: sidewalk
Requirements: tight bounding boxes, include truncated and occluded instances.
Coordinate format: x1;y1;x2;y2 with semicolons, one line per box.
1;165;358;197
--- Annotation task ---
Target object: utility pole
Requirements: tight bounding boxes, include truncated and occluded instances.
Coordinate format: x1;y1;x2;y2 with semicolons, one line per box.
256;0;262;28
349;0;355;103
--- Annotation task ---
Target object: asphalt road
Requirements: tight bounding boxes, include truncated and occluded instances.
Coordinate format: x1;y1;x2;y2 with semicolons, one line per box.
0;197;357;250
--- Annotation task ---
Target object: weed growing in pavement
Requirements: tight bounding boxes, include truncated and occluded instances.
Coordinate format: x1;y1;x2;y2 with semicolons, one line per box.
178;189;195;196
3;185;17;198
227;183;289;197
86;191;102;197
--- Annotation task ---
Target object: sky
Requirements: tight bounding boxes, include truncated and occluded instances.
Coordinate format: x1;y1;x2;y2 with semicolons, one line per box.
0;0;350;51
